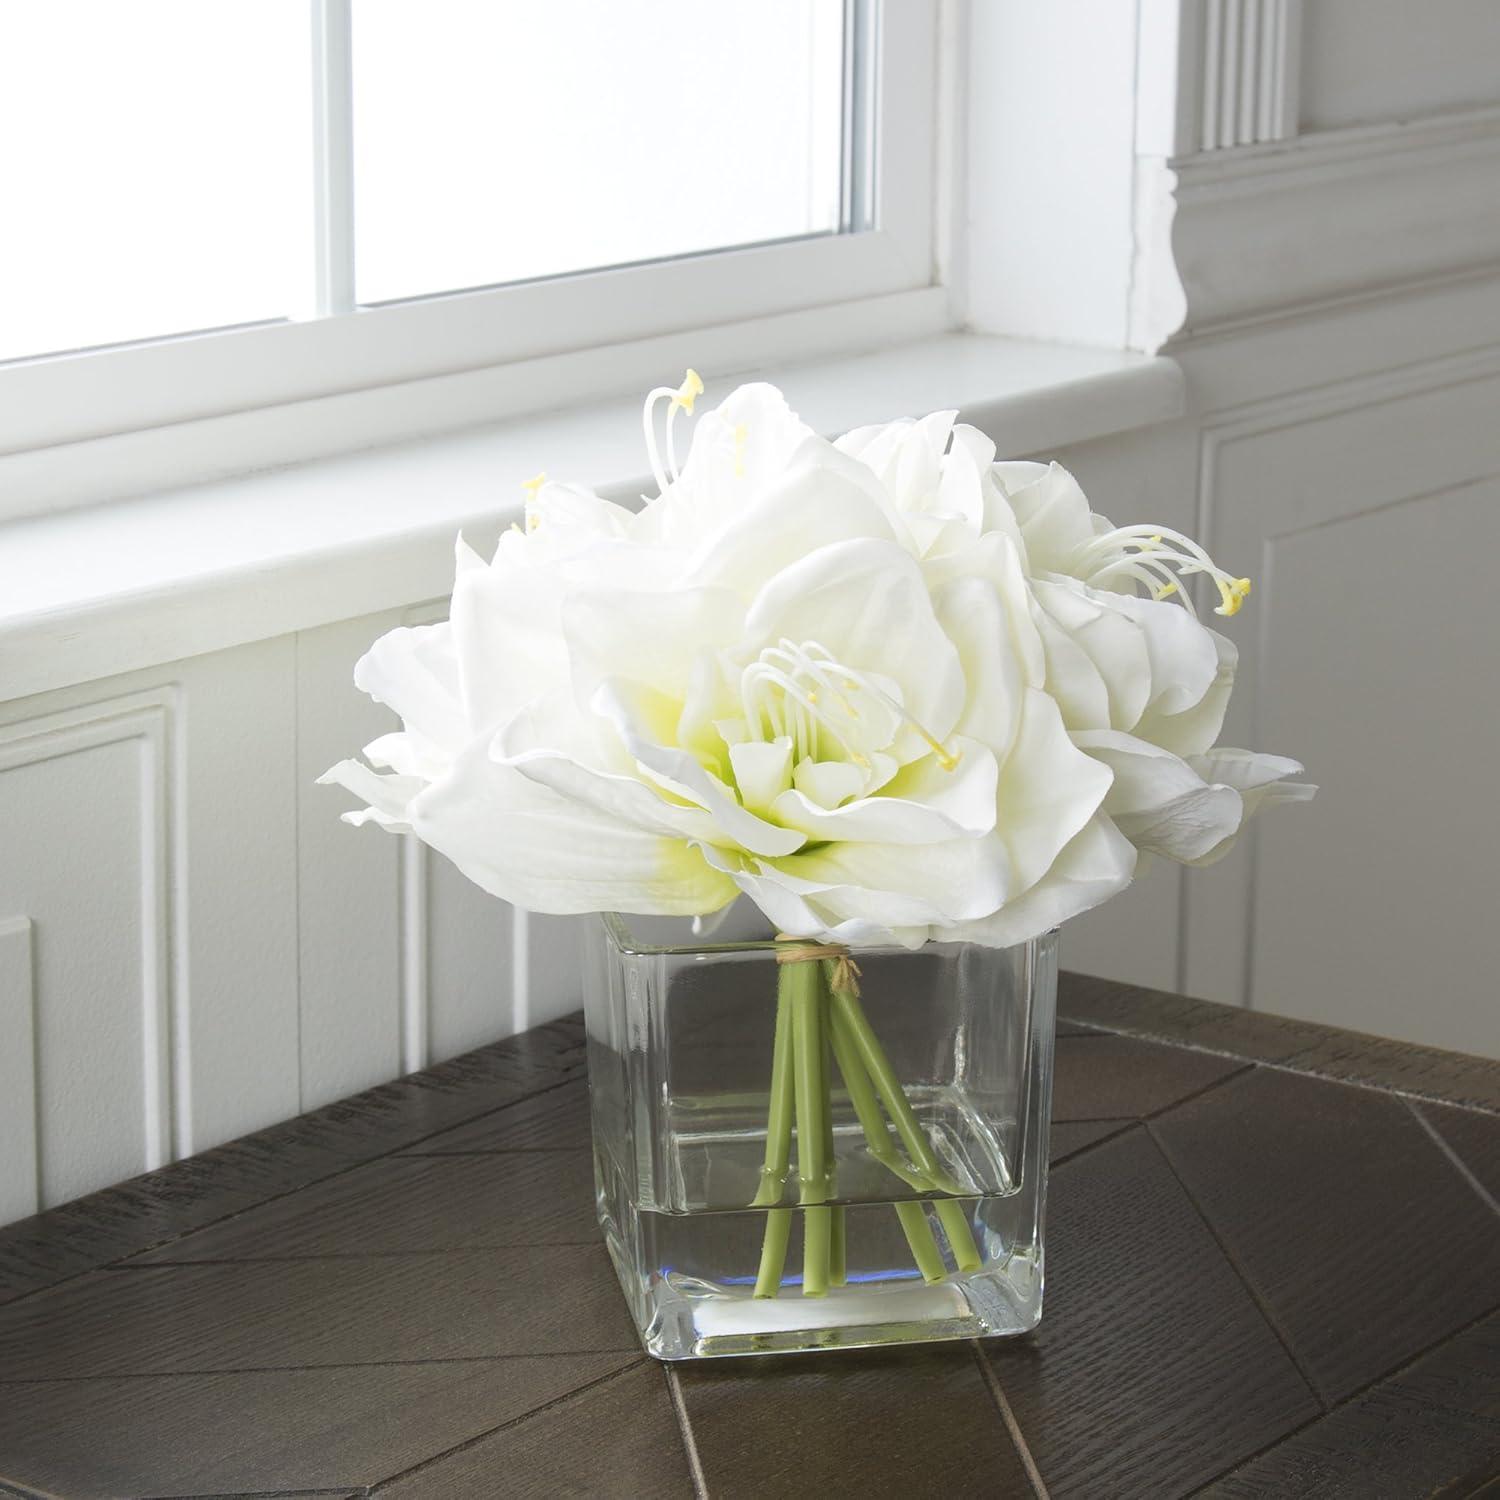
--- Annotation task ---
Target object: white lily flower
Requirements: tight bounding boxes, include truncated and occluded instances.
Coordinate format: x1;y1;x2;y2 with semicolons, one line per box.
323;375;1310;948
840;419;1314;874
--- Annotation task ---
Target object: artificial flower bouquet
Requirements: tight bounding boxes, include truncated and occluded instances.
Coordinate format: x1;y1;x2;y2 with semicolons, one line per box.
325;372;1311;1357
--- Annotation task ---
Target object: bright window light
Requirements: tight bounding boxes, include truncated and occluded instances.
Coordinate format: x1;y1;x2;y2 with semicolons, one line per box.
0;1;310;364
350;0;846;304
0;0;848;363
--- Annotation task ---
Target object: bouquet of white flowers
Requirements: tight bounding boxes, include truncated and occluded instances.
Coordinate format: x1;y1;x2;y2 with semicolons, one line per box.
324;372;1312;1330
324;372;1309;939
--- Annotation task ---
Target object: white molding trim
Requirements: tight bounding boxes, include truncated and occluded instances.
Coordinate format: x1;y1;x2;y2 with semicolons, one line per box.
394;597;447;1074
509;905;531;1039
0;285;951;522
1198;0;1301;151
397;836;429;1075
1197;342;1500;448
1169;106;1500;336
0;689;184;1168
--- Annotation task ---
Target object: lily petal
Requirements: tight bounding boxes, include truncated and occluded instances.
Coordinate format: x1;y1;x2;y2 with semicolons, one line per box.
948;815;1137;947
1032;576;1153;731
768;831;1012;926
998;689;1114;891
593;678;807;858
791;757;865;810
1072;728;1244;864
353;621;469;759
770;737;999;845
1108;591;1221;719
994;461;1097;570
318;758;422;831
412;741;736;914
931;574;1024;756
563;585;743;709
685;443;899;595
1132;627;1237;756
743;537;967;757
729;737;795;813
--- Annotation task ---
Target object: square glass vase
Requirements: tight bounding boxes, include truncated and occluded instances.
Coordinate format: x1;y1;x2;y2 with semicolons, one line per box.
582;912;1057;1360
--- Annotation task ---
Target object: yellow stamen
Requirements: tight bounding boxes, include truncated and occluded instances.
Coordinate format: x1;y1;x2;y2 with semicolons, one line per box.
1154;580;1178;601
1216;576;1252;616
921;732;963;773
671;368;704;414
521;470;546;499
526;514;540;532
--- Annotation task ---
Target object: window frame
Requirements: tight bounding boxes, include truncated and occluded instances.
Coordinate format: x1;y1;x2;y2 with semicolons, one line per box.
0;1;943;522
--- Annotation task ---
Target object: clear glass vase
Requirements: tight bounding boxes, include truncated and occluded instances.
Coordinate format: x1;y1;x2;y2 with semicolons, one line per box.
582;909;1057;1360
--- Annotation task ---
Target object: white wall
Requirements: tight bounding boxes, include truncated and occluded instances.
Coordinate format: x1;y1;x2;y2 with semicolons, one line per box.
1300;0;1500;130
1058;1;1500;1057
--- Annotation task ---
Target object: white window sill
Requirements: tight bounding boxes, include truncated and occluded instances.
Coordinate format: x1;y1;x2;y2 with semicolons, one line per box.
0;334;1183;702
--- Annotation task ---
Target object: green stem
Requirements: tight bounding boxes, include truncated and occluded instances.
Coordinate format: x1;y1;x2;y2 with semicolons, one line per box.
751;966;797;1208
826;984;947;1283
821;972;846;1287
753;1209;793;1299
933;1199;982;1274
895;1201;948;1283
751;962;799;1298
825;959;983;1275
826;1002;932;1190
789;955;831;1297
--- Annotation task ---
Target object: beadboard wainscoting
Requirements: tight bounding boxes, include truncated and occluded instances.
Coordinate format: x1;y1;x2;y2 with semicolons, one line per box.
0;624;587;1220
3;1;1499;1224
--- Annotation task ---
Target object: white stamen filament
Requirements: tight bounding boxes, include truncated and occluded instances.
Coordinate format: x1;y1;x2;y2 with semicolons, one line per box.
1074;524;1251;617
641;369;704;499
739;639;960;772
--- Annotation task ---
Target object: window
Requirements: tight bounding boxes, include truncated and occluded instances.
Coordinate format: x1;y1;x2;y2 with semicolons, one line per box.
350;2;847;306
0;2;309;363
1;1;855;363
0;1;939;519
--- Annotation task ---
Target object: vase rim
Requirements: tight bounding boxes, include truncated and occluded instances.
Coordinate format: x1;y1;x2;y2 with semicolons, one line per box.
597;911;1057;959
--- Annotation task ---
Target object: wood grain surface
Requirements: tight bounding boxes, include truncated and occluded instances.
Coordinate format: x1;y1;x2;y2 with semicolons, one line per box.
987;1128;1321;1497
0;978;1495;1499
1151;1067;1500;1403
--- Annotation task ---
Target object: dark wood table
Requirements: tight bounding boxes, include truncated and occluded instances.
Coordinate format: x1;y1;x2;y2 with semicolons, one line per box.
2;973;1498;1499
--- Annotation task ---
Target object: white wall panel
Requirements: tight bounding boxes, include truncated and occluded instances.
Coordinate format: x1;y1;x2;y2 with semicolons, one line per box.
1252;474;1500;1054
295;611;404;1108
174;643;301;1151
0;695;174;1205
1301;0;1500;131
1180;357;1500;1052
0;916;38;1221
523;914;587;1034
0;646;301;1216
424;851;516;1067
